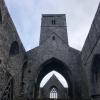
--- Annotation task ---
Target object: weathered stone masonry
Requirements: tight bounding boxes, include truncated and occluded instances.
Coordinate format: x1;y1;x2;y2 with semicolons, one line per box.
0;0;100;100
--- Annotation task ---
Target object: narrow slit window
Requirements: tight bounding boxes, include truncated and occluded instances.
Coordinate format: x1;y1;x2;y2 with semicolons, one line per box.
0;10;2;23
52;36;55;40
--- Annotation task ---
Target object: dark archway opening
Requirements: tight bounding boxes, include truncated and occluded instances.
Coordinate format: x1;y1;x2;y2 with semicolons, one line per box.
34;58;74;100
0;10;2;24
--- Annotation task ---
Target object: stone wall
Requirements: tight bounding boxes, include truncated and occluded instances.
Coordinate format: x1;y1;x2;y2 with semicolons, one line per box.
81;3;100;100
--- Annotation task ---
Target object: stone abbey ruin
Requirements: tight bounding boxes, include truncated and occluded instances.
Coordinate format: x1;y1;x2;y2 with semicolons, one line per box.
0;0;100;100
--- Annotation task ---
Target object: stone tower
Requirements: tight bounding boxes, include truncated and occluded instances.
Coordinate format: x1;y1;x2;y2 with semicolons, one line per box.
24;14;83;100
40;14;68;45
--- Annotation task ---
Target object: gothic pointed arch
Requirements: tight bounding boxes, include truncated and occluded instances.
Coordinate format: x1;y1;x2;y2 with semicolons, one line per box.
34;57;74;100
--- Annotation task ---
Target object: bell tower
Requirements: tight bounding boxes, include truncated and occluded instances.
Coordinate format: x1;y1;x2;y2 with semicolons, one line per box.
40;14;68;45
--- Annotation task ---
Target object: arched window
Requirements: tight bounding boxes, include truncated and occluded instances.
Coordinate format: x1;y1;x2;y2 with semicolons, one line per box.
9;41;19;56
50;87;57;99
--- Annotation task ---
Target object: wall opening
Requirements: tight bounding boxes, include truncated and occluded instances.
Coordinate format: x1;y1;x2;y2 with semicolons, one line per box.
0;10;2;23
92;54;100;83
52;36;55;40
50;87;58;99
9;41;19;56
52;19;56;25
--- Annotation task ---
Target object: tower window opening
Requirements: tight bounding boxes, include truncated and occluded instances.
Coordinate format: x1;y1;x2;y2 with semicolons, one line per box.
52;19;56;25
52;36;55;40
50;87;57;99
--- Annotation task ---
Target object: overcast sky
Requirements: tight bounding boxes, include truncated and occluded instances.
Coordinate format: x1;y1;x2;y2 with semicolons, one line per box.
5;0;100;51
4;0;100;87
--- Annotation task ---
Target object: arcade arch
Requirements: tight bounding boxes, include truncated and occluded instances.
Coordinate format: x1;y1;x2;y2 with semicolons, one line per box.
34;58;74;100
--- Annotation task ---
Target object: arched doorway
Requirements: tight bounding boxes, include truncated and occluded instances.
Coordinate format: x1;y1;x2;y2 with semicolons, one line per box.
34;58;74;100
